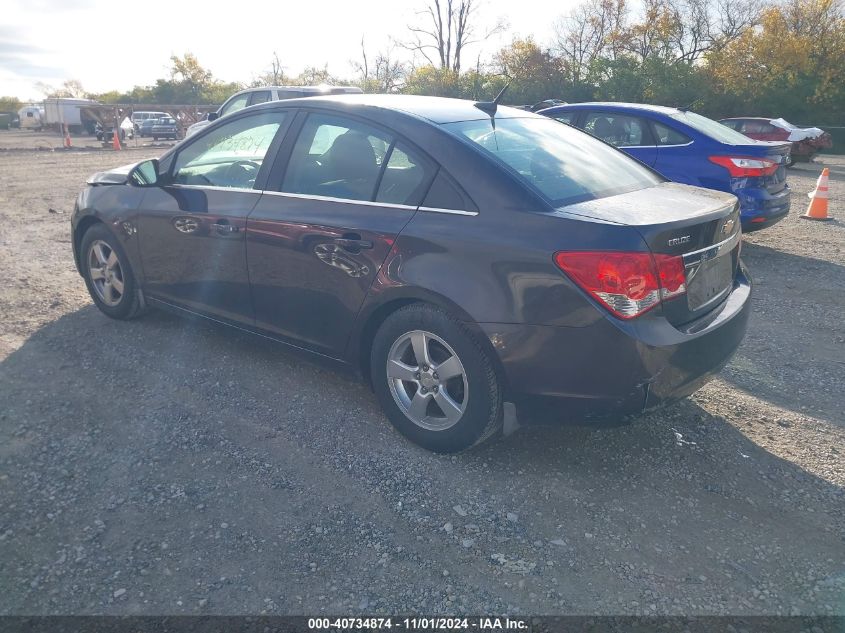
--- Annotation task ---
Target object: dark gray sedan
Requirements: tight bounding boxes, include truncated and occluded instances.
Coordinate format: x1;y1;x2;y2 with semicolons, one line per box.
71;94;750;452
150;116;179;140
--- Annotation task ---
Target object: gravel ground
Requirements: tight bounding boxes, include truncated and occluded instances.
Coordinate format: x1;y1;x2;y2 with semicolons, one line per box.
0;131;843;616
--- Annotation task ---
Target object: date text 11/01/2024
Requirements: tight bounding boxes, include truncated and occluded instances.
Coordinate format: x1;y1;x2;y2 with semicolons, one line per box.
307;617;529;630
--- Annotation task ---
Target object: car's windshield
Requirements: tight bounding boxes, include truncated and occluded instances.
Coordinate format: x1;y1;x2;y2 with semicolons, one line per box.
672;111;753;144
444;117;661;206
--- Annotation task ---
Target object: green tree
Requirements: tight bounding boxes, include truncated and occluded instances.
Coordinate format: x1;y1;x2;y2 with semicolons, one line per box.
494;37;568;104
706;0;845;122
0;96;22;113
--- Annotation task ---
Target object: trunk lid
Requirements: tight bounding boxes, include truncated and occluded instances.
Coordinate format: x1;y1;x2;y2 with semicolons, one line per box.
558;182;741;325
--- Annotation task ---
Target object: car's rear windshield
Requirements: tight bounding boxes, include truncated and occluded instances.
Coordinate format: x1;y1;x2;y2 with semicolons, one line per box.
671;111;752;144
443;117;661;206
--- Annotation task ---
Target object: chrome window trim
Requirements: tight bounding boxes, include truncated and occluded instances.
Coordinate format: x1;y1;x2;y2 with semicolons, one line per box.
418;206;479;217
253;191;478;216
655;141;694;148
261;190;417;210
167;184;260;194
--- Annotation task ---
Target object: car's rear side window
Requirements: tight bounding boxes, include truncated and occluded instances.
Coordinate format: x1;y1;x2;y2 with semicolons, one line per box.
249;91;272;106
281;114;392;202
375;142;432;206
653;121;691;145
444;118;661;207
422;169;477;212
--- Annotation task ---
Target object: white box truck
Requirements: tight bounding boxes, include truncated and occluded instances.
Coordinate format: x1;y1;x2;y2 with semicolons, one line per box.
43;98;99;134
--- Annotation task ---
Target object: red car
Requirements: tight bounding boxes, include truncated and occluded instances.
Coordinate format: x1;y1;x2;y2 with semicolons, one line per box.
719;117;833;165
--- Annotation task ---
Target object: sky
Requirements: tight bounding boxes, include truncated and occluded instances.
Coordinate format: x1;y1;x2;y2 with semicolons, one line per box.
1;0;583;102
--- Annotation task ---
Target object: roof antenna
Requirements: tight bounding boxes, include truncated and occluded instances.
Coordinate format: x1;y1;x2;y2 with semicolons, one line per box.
474;83;509;117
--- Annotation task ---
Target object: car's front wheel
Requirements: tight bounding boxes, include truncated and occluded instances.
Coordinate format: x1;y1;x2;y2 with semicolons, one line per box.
371;304;502;453
80;224;144;320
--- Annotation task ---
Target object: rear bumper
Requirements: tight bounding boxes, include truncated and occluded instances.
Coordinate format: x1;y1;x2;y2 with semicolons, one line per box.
482;263;752;424
736;183;791;229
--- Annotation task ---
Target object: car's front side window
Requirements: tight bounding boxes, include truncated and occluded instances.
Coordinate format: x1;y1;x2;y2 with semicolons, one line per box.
281;114;392;202
171;111;288;189
221;94;249;117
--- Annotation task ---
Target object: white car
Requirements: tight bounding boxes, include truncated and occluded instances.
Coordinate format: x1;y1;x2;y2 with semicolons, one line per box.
185;85;363;137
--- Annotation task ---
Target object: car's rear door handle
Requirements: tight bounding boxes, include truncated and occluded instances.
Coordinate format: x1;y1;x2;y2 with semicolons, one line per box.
334;233;373;252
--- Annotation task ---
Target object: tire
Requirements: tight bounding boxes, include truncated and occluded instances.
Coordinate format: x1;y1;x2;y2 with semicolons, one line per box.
371;304;502;453
80;224;145;320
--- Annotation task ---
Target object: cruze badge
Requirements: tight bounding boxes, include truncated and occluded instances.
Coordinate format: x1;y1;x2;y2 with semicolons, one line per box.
721;218;736;235
667;235;691;247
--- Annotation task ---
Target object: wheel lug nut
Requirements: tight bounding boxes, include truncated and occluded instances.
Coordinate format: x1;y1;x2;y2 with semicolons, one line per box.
433;386;439;393
420;387;427;394
415;373;421;379
433;373;439;380
423;365;429;371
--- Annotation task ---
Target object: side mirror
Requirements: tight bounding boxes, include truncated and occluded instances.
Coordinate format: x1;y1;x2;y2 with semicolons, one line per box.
129;159;159;186
207;112;219;122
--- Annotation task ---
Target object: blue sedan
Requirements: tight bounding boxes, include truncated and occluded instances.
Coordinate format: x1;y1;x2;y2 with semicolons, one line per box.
539;103;792;230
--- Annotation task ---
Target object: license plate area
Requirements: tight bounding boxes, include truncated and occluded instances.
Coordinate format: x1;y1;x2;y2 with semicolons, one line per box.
683;231;740;312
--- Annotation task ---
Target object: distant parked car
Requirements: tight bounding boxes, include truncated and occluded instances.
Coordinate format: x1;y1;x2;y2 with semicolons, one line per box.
96;122;134;142
138;118;159;138
522;99;567;112
130;111;171;132
185;85;364;137
719;117;832;165
541;102;792;230
151;117;179;140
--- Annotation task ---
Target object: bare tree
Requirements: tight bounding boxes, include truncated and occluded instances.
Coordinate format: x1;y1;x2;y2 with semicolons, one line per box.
251;51;288;87
354;37;407;92
45;79;88;98
404;0;506;73
712;0;762;46
268;51;285;84
554;0;627;82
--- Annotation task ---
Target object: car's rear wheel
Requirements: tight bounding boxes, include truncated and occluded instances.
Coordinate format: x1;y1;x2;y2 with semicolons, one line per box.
371;304;502;453
80;224;144;320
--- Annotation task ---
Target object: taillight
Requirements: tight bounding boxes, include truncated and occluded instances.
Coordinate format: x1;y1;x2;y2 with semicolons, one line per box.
553;251;687;319
709;155;778;177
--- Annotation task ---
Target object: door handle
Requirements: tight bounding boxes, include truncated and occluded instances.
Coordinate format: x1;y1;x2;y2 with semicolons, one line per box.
333;233;373;252
212;220;239;235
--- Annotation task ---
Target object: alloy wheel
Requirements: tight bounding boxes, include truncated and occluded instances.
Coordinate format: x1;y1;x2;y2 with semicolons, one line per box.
386;330;468;431
87;240;125;307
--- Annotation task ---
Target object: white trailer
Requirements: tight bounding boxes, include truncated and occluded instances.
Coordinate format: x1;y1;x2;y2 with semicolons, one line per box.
43;98;99;134
18;106;44;130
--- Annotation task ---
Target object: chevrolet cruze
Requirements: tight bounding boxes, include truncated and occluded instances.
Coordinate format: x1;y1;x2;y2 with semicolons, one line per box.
71;94;751;453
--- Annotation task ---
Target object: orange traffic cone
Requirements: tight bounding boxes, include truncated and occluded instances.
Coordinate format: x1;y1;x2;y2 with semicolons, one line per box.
63;124;72;148
112;128;121;151
801;167;831;221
